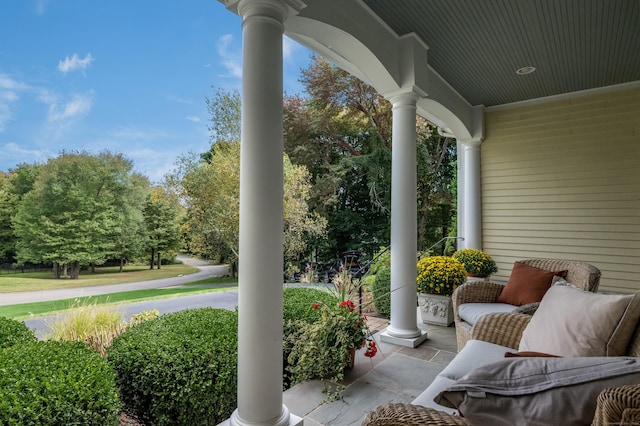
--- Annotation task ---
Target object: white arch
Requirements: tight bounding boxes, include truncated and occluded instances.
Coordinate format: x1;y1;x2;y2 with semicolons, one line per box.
285;10;478;139
285;17;400;95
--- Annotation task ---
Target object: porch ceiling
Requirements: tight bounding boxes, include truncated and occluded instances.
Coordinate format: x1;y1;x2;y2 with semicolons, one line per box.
363;0;640;107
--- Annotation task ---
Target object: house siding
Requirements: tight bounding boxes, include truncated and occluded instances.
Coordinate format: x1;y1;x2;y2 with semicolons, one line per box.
482;86;640;293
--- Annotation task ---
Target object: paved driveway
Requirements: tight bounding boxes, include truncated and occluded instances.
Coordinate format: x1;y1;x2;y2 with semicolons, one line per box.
0;255;228;306
25;289;239;339
3;255;237;338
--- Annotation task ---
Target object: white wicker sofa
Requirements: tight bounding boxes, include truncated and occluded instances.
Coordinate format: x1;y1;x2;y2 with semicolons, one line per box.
363;280;640;426
453;258;601;351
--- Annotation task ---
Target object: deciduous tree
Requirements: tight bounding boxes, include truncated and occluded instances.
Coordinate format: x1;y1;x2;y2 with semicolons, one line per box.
0;164;39;264
13;152;146;278
143;186;182;270
283;56;457;260
169;87;326;276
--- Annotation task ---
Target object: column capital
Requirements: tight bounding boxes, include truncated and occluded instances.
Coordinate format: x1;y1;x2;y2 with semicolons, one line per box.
460;136;483;148
225;0;305;22
384;86;426;107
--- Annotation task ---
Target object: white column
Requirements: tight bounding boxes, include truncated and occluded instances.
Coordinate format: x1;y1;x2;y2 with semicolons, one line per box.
461;138;482;249
382;91;426;346
230;1;300;425
456;139;465;245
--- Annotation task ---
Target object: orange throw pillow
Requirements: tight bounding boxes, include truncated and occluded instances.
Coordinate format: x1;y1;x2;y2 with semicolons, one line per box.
497;262;567;306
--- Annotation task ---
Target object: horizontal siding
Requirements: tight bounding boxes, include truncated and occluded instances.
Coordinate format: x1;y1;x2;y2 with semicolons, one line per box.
482;86;640;293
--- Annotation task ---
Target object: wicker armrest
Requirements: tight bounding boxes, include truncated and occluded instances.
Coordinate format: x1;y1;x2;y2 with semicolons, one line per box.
471;312;532;349
592;384;640;426
361;403;470;426
513;302;540;316
452;281;505;316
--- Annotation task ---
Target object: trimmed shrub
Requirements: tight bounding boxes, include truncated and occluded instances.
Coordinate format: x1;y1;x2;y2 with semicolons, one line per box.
0;316;36;348
372;266;391;317
0;340;120;425
107;308;238;426
283;287;338;324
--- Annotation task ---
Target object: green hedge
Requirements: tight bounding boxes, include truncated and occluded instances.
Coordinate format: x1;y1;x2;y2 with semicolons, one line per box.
0;341;120;425
0;316;36;348
283;287;338;324
372;266;391;317
107;308;238;426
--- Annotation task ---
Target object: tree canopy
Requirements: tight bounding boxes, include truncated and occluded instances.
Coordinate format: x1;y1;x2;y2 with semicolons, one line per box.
169;88;327;275
11;152;167;278
283;56;457;262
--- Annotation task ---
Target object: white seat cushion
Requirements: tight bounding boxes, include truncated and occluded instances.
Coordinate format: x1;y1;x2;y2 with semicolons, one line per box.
412;375;458;414
458;302;519;325
412;339;513;412
438;339;513;380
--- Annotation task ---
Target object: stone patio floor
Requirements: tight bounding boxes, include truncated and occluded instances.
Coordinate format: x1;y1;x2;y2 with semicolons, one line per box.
283;310;457;425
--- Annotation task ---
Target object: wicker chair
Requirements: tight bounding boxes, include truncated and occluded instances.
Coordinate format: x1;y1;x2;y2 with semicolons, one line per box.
362;309;640;426
453;258;601;352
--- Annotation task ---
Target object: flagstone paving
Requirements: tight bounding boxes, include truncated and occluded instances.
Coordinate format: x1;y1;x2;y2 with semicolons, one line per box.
284;313;457;425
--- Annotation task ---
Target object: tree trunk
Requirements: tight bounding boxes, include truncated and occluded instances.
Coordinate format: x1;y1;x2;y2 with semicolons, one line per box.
70;261;80;279
119;258;124;273
63;263;68;277
149;248;155;269
91;263;96;273
53;262;60;279
157;252;161;270
230;260;237;278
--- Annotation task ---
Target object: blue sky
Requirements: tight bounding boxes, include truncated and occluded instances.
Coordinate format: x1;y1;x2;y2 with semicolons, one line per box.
0;0;312;182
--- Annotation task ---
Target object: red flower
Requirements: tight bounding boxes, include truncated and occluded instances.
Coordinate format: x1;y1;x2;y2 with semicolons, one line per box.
364;341;377;358
312;303;319;310
339;300;356;312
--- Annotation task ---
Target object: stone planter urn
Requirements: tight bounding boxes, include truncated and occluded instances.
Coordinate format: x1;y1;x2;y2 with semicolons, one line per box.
418;293;454;326
465;273;489;283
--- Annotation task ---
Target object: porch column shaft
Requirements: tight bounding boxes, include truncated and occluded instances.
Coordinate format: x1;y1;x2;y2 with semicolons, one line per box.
231;1;292;425
462;139;482;249
387;92;421;339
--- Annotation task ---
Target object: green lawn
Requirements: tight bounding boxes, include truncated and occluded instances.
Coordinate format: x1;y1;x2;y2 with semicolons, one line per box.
0;263;200;293
1;276;238;319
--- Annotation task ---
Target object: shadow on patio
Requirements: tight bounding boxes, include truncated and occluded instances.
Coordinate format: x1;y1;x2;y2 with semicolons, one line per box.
284;312;457;426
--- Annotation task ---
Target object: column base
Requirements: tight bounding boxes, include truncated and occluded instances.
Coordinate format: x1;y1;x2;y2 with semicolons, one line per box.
219;415;303;426
380;328;429;348
221;406;303;426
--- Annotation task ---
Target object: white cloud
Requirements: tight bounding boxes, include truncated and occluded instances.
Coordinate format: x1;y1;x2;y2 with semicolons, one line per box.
283;36;298;62
217;34;242;79
0;74;30;132
47;91;94;122
58;53;94;74
34;0;51;15
185;116;200;123
0;74;29;91
1;142;50;166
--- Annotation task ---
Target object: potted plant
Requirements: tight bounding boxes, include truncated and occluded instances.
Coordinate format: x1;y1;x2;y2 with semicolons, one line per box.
284;287;377;399
452;248;498;279
416;255;467;325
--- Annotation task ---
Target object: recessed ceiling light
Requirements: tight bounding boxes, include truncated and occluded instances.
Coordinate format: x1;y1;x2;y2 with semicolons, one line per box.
516;66;536;75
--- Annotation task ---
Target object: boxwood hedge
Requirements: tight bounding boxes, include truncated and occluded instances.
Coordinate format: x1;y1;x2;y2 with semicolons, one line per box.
283;287;338;324
0;316;36;348
0;340;120;425
107;308;238;426
372;266;391;317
